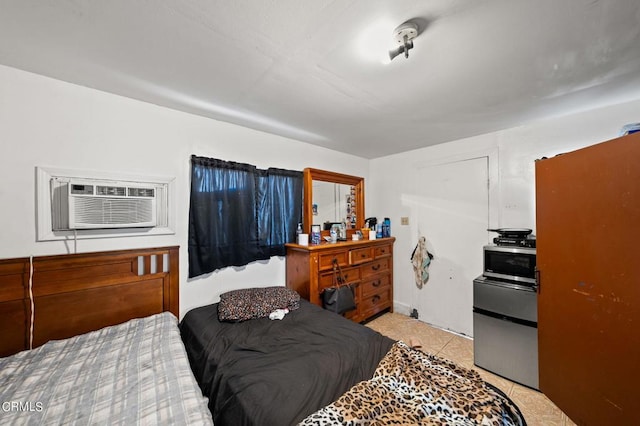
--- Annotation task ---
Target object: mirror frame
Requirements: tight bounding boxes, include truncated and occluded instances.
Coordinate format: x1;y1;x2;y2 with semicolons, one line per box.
303;168;365;234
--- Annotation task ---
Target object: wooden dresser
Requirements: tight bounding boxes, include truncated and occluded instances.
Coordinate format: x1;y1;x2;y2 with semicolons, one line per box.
285;237;395;323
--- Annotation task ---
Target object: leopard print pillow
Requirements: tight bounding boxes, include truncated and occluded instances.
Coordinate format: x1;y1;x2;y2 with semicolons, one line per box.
218;286;300;322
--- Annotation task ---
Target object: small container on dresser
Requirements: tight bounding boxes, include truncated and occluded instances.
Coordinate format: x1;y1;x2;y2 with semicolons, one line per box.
285;237;395;323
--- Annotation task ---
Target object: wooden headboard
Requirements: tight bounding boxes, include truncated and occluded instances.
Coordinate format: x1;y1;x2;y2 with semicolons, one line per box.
0;246;179;357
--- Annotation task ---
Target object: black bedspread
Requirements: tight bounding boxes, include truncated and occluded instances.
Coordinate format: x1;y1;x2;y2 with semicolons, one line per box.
180;299;394;426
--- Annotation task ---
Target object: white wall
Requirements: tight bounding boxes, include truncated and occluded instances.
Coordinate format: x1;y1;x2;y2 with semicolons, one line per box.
369;98;640;334
0;64;369;317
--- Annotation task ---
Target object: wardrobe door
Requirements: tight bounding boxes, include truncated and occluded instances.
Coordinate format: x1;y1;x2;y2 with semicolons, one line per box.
535;132;640;425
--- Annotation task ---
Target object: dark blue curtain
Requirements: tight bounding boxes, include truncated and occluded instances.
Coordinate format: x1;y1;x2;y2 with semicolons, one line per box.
188;155;303;278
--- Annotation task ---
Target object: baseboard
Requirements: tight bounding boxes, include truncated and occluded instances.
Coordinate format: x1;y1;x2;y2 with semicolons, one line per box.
392;300;472;339
393;301;412;316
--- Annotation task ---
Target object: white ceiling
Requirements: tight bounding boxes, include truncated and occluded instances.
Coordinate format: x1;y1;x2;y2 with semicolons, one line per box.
1;0;639;158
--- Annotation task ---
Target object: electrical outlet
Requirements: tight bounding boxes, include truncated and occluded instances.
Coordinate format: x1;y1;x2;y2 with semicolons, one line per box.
400;217;409;225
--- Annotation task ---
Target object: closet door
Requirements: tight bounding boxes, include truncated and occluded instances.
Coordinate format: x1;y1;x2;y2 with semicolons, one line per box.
414;156;489;336
535;132;640;425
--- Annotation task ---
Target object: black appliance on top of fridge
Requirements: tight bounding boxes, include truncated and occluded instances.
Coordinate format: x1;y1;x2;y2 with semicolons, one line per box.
473;229;539;390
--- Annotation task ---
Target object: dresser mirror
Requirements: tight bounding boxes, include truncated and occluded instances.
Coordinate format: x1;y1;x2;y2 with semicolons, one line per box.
303;168;364;234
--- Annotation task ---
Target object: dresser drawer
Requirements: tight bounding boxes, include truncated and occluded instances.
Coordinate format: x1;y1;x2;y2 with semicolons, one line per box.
361;258;390;278
349;247;373;265
318;266;360;290
318;251;348;271
361;273;390;297
374;244;392;258
360;287;391;318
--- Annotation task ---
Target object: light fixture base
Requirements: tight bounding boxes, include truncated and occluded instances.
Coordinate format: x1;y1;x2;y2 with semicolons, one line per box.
393;22;418;44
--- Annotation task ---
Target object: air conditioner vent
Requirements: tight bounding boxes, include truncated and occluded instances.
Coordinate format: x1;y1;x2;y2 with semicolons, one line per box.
96;185;126;196
71;197;154;227
128;187;155;197
67;181;157;229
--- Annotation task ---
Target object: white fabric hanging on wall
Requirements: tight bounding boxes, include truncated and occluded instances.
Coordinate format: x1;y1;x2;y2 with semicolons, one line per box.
411;236;432;289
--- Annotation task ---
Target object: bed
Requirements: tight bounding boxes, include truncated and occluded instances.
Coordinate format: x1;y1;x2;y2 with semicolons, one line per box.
180;293;526;426
0;246;213;425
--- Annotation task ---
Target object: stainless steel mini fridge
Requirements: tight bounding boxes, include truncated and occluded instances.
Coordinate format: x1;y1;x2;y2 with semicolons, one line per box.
473;275;538;389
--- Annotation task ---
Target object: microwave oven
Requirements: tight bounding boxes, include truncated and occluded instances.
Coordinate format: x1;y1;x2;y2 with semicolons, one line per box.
483;245;536;285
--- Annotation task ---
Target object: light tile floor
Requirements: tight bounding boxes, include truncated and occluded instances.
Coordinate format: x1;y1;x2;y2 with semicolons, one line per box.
366;312;577;426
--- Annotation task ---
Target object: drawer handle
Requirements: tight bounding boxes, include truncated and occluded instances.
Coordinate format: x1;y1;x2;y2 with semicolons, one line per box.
380;249;386;254
372;295;381;303
372;280;381;287
361;253;367;258
371;264;380;271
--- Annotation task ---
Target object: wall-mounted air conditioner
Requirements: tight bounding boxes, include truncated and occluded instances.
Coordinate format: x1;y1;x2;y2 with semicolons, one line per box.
68;182;157;229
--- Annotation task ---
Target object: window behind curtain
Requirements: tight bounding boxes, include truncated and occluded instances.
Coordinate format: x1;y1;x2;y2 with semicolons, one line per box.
188;155;303;278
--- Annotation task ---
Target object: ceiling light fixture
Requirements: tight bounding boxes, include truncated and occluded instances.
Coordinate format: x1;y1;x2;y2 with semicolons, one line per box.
389;22;418;61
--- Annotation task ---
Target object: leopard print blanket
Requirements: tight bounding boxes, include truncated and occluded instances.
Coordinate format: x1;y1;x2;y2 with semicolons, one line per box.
299;341;524;425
